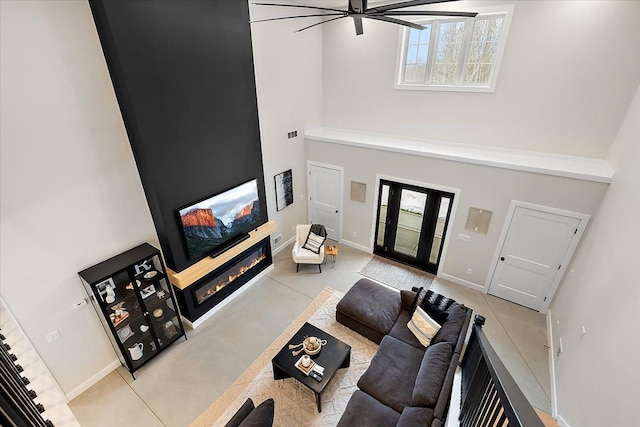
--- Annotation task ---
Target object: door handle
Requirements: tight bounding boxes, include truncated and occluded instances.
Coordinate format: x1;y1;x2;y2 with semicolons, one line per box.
500;257;505;261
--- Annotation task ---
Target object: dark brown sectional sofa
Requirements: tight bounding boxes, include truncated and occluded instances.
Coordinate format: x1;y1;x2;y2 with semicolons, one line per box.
335;278;472;427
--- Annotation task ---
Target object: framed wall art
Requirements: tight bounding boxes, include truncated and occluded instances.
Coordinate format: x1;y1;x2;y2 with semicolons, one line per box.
275;169;294;211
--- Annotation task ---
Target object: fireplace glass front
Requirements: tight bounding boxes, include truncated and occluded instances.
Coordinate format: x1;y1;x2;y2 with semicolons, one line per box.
193;246;267;306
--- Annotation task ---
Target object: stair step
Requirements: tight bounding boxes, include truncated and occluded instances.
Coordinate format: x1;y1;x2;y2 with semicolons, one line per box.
535;409;560;427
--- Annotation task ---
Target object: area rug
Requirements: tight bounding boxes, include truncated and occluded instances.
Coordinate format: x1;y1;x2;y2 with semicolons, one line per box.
190;287;379;427
358;255;434;291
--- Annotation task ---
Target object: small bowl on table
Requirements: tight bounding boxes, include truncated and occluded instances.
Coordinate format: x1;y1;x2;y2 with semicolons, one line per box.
303;336;325;355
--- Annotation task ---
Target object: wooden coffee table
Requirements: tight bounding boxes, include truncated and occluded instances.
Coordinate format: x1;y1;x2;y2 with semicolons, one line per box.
272;322;351;412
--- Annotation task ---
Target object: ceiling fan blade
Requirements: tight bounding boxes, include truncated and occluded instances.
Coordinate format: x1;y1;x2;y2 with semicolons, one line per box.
252;2;346;14
365;15;425;31
250;13;345;25
353;15;364;35
367;0;457;13
371;10;477;18
295;15;347;33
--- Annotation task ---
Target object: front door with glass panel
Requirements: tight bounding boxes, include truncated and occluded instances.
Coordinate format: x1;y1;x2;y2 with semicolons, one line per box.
375;180;453;274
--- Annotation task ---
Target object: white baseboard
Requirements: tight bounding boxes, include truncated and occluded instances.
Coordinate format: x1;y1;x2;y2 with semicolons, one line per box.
437;273;485;291
547;308;559;419
557;415;570;427
181;264;274;329
66;359;120;401
272;236;295;256
339;239;371;253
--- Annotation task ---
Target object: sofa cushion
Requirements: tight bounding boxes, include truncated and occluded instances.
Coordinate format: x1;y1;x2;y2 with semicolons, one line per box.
293;244;323;261
337;390;401;427
337;278;401;342
411;342;453;407
397;407;435;427
407;306;441;347
388;310;424;349
238;398;274;427
401;289;419;312
430;304;468;348
358;335;425;413
225;398;255;427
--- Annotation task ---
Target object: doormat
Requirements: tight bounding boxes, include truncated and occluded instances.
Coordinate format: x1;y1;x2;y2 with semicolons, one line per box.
358;255;434;291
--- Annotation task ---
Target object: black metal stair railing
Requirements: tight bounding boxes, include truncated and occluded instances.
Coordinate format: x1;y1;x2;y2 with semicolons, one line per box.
460;315;545;427
0;331;54;427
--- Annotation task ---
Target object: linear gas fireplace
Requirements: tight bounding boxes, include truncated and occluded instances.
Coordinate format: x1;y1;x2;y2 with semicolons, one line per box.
168;221;276;328
169;227;275;328
194;246;267;306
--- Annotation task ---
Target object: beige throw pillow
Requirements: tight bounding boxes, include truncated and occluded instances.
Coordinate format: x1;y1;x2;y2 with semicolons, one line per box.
407;306;441;347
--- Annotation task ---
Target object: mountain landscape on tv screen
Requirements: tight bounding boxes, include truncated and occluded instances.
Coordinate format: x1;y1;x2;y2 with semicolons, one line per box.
181;200;260;260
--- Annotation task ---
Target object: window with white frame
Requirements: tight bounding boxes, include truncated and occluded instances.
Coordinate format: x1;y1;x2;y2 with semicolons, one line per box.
396;6;513;92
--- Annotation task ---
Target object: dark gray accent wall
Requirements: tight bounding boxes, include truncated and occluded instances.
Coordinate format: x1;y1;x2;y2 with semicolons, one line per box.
89;0;267;272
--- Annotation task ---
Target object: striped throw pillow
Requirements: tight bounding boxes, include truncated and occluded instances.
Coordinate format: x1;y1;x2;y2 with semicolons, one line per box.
407;306;441;347
302;231;325;254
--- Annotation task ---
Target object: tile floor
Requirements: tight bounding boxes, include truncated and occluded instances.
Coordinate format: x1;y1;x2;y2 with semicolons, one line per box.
68;243;551;426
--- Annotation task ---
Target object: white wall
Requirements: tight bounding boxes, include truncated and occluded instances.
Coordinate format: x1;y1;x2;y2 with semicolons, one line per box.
0;1;158;396
322;0;640;158
0;0;320;397
549;86;640;427
304;140;608;288
249;3;323;252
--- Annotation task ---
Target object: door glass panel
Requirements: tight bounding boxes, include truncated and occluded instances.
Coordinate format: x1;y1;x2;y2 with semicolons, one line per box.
377;184;390;247
429;197;451;263
394;189;427;257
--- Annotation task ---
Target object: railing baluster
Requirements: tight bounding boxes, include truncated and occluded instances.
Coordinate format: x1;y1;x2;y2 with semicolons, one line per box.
1;329;53;426
460;315;544;427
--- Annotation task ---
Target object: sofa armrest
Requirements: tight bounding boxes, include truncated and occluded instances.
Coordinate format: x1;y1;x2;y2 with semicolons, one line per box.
224;398;274;427
224;398;255;427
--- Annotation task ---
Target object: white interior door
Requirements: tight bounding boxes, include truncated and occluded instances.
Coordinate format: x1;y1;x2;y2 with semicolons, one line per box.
307;163;342;241
488;206;581;311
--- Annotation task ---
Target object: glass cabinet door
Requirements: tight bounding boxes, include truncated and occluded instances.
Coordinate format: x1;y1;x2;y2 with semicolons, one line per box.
93;269;157;368
133;255;182;350
79;243;186;379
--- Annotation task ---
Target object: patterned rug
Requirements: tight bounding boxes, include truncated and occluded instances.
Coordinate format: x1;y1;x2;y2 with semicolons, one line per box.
358;255;434;291
190;287;379;427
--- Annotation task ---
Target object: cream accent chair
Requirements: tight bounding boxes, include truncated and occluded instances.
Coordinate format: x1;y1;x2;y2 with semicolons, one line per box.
292;224;325;273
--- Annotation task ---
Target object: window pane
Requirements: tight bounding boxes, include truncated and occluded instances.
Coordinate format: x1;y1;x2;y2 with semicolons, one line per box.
432;21;466;84
464;17;503;85
429;197;450;264
416;45;428;63
407;45;419;63
377;184;390;247
394;189;427;257
403;25;431;83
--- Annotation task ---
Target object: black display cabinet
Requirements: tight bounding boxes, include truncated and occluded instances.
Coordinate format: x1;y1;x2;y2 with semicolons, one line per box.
78;243;187;379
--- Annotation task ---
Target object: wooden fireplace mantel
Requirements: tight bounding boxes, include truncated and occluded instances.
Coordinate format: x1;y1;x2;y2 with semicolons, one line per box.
167;220;276;290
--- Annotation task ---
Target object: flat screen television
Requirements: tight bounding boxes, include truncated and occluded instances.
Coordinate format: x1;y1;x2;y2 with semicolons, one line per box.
178;179;261;261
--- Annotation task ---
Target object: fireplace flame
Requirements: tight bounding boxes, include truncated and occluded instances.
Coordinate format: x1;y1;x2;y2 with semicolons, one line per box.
197;251;267;305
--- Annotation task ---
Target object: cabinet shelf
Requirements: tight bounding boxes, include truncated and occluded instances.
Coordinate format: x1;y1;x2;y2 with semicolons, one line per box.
78;243;187;379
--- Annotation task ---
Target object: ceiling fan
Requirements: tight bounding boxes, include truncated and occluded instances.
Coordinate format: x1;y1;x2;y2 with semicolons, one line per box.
251;0;477;35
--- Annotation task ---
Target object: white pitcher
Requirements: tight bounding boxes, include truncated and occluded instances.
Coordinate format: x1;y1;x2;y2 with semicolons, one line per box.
128;342;144;360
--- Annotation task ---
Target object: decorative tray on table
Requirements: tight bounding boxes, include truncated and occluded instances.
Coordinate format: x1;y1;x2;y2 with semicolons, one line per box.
294;356;316;375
